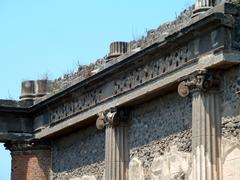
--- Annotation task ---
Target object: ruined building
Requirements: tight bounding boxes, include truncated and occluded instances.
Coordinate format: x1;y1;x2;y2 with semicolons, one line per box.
1;0;240;179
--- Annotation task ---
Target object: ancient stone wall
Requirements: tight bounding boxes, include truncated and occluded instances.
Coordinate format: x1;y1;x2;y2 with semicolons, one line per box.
222;65;240;140
52;126;105;180
221;65;240;179
128;92;192;179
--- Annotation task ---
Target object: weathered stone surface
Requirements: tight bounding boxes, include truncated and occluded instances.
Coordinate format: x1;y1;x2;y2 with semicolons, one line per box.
222;65;240;141
129;92;192;178
31;7;231;133
6;142;51;180
222;138;240;180
69;177;97;180
104;122;129;180
128;6;194;51
81;175;96;180
129;158;144;180
151;146;192;180
179;70;222;180
52;126;105;180
43;41;195;126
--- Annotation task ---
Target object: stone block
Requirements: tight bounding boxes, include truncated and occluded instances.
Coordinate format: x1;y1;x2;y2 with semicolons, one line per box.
222;139;240;180
129;158;144;180
151;146;192;180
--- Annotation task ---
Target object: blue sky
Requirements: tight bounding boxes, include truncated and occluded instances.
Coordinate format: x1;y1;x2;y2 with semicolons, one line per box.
0;0;194;179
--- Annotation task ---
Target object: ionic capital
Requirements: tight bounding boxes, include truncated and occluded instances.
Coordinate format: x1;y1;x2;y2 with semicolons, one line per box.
178;70;220;97
96;108;128;130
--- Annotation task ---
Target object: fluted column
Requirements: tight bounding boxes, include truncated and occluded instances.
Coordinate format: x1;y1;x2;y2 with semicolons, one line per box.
96;108;129;180
178;70;222;180
195;0;215;9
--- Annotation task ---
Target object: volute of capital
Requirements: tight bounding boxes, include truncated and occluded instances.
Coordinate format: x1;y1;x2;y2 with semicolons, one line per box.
96;108;128;130
178;70;220;97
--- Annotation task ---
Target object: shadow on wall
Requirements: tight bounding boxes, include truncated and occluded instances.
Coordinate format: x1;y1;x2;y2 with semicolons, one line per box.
129;92;192;151
51;92;192;179
0;143;11;180
128;92;193;179
52;125;105;178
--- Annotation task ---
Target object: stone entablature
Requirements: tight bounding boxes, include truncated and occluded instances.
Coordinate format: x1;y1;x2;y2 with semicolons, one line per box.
0;3;237;140
0;3;237;141
32;8;234;135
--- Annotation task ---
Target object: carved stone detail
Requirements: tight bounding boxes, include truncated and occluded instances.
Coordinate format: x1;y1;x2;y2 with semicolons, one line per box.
43;44;193;126
178;70;219;97
98;108;129;180
96;108;128;130
36;30;223;128
178;70;222;180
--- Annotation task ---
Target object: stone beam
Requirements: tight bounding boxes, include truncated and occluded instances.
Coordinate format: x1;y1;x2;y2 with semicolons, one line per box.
34;50;240;139
178;70;222;180
96;108;129;180
0;108;32;142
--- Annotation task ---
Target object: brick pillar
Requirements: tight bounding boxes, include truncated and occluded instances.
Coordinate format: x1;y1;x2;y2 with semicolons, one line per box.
96;108;129;180
178;70;222;180
5;141;51;180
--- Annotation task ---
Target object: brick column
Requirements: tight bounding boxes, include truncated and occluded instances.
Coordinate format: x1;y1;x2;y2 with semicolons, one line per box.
178;70;222;180
96;108;129;180
5;141;51;180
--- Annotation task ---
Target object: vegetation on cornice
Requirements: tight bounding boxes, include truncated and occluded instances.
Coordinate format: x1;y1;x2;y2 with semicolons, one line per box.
233;0;240;6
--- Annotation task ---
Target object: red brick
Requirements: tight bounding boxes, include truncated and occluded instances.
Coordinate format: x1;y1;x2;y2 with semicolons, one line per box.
11;149;51;180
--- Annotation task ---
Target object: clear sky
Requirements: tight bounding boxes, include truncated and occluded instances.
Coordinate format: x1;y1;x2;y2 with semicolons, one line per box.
0;0;194;179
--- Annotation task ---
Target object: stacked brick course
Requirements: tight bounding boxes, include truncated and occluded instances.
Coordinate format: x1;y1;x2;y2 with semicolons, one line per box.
11;149;51;180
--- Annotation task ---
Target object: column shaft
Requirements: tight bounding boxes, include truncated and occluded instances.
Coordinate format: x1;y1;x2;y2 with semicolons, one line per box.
195;0;215;9
192;91;221;180
105;123;129;180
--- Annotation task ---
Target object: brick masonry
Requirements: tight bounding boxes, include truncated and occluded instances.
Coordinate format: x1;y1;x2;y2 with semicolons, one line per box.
11;149;51;180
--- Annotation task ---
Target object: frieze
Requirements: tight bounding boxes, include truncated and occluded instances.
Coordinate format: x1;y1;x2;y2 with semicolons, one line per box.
33;27;226;131
43;44;193;128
